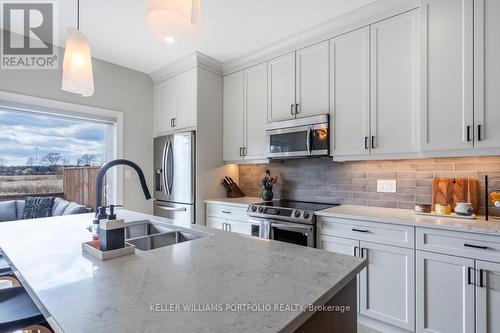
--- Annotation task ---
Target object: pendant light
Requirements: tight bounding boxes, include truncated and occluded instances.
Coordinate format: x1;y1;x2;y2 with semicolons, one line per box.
62;0;95;97
145;0;202;42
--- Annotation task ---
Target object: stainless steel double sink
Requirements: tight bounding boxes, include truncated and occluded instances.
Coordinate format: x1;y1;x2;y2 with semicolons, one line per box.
125;220;205;251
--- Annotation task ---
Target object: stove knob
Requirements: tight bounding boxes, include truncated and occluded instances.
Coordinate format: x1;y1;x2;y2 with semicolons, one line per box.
294;210;301;218
251;205;257;212
258;206;265;214
302;211;310;219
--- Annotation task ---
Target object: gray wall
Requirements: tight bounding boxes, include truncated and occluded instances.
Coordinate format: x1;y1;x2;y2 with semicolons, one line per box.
0;44;154;213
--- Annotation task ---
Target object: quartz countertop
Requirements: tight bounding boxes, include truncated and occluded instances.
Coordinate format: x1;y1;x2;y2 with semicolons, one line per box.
316;205;500;235
0;210;365;333
204;196;262;207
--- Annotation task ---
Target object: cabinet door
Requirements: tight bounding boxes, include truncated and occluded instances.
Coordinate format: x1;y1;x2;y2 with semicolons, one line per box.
319;235;359;256
421;0;474;151
244;62;268;160
206;216;224;230
330;27;370;157
359;241;415;331
175;68;197;130
370;10;420;155
223;71;245;162
295;41;329;118
476;260;500;333
154;78;176;135
416;251;475;333
226;219;250;236
268;52;296;121
474;0;500;149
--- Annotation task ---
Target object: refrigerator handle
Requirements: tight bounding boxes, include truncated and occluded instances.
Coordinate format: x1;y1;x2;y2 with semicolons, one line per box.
162;141;168;195
166;140;173;195
156;205;187;212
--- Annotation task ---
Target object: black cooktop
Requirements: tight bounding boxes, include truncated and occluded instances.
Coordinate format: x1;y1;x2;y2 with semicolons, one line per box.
256;200;339;211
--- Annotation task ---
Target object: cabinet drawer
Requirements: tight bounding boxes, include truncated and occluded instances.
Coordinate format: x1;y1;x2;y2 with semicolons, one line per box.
226;219;251;236
206;203;249;221
416;228;500;262
318;217;414;248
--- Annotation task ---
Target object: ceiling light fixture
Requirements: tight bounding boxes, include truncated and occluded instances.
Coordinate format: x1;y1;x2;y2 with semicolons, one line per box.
145;0;202;41
61;0;95;97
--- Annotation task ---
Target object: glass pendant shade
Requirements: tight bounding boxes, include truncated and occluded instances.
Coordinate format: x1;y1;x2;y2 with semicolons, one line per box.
61;28;95;97
145;0;202;41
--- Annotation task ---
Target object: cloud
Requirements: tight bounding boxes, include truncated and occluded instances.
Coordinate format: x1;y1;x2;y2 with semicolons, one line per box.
0;108;107;166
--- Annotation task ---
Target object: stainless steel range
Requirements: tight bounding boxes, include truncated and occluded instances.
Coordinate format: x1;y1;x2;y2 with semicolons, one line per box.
247;200;339;248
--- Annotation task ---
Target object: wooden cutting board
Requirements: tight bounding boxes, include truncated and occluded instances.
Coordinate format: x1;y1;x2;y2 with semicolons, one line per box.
432;178;479;213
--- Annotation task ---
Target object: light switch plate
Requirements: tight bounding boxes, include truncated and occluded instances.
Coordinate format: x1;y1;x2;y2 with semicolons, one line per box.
377;179;397;193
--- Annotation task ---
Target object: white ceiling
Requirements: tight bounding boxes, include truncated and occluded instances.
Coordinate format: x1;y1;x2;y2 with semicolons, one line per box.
55;0;377;74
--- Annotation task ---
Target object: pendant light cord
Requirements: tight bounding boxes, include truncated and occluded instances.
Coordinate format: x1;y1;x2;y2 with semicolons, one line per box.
77;0;80;30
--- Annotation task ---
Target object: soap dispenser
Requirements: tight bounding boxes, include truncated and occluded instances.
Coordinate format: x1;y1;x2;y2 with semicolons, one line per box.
99;205;125;252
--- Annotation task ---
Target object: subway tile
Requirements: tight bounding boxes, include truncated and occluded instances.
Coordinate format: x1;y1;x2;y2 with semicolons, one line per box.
342;185;367;192
354;192;382;200
366;172;398;179
367;200;398;208
415;195;433;204
397;179;417;187
397;172;417;179
416;171;434;179
416;163;454;171
352;178;377;186
397;194;415;203
416;179;433;187
455;163;500;172
397;187;416;195
415;187;432;195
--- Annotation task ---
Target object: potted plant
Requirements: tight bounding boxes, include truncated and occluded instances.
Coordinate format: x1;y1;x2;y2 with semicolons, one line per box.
261;169;278;201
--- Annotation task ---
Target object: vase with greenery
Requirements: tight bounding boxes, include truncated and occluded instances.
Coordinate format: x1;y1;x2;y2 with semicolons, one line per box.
261;169;278;201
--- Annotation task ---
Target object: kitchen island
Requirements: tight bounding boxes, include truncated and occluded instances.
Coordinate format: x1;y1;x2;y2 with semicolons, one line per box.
0;210;365;333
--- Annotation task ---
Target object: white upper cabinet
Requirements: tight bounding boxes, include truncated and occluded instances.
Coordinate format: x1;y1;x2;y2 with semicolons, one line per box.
175;69;197;131
474;0;500;149
416;251;475;333
223;71;245;162
155;77;177;135
421;0;474;152
268;52;296;122
244;62;268;160
476;260;500;333
370;10;419;155
154;68;197;136
330;27;370;157
295;41;329;118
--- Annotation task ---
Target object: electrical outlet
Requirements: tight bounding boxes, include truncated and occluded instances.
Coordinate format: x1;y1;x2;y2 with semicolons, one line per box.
377;179;397;193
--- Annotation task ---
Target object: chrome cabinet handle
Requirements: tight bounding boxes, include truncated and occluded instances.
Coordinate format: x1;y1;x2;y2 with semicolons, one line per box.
243;147;247;156
361;248;367;258
295;103;299;114
371;136;376;149
239;147;243;157
353;246;358;257
290;104;294;115
306;127;312;154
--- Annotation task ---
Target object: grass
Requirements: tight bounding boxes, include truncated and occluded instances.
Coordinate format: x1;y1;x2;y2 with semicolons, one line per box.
0;175;63;195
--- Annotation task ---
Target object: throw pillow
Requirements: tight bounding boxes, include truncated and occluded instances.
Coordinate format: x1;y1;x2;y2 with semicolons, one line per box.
23;197;55;219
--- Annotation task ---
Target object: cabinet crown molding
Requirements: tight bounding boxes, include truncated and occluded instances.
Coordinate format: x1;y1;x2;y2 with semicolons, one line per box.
150;51;222;83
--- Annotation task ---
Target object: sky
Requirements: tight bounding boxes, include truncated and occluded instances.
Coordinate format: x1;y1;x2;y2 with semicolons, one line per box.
0;108;108;166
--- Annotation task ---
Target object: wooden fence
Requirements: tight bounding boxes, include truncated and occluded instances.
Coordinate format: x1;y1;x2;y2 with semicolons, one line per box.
63;167;102;211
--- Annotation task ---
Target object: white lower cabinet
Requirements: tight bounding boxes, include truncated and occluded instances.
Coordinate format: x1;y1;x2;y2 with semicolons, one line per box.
359;241;415;331
205;203;251;236
416;251;475;333
475;260;500;333
318;219;415;332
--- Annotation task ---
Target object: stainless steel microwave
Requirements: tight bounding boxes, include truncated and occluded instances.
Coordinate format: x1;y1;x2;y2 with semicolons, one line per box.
265;114;329;159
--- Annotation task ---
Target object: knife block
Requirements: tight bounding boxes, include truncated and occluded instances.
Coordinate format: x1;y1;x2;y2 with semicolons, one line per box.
225;183;244;198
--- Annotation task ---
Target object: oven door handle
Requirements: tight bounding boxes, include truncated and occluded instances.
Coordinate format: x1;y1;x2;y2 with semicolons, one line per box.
271;223;312;231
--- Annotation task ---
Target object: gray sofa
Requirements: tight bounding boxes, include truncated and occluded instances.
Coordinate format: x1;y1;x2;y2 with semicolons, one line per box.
0;197;91;222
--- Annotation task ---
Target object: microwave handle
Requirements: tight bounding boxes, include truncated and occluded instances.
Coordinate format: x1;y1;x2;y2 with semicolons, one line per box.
306;127;312;154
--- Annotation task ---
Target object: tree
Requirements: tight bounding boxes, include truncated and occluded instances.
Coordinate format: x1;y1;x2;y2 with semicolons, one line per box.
26;157;34;167
77;154;98;166
40;153;62;172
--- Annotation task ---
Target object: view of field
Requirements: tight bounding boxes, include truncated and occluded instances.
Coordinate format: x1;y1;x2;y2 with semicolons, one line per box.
0;175;63;195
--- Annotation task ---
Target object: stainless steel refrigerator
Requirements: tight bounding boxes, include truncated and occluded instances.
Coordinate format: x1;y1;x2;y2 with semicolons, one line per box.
153;131;195;225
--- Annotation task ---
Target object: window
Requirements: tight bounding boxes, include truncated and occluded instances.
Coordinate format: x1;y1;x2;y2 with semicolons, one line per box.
0;107;114;201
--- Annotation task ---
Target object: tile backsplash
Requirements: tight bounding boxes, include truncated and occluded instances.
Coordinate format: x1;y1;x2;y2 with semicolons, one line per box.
238;156;500;215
